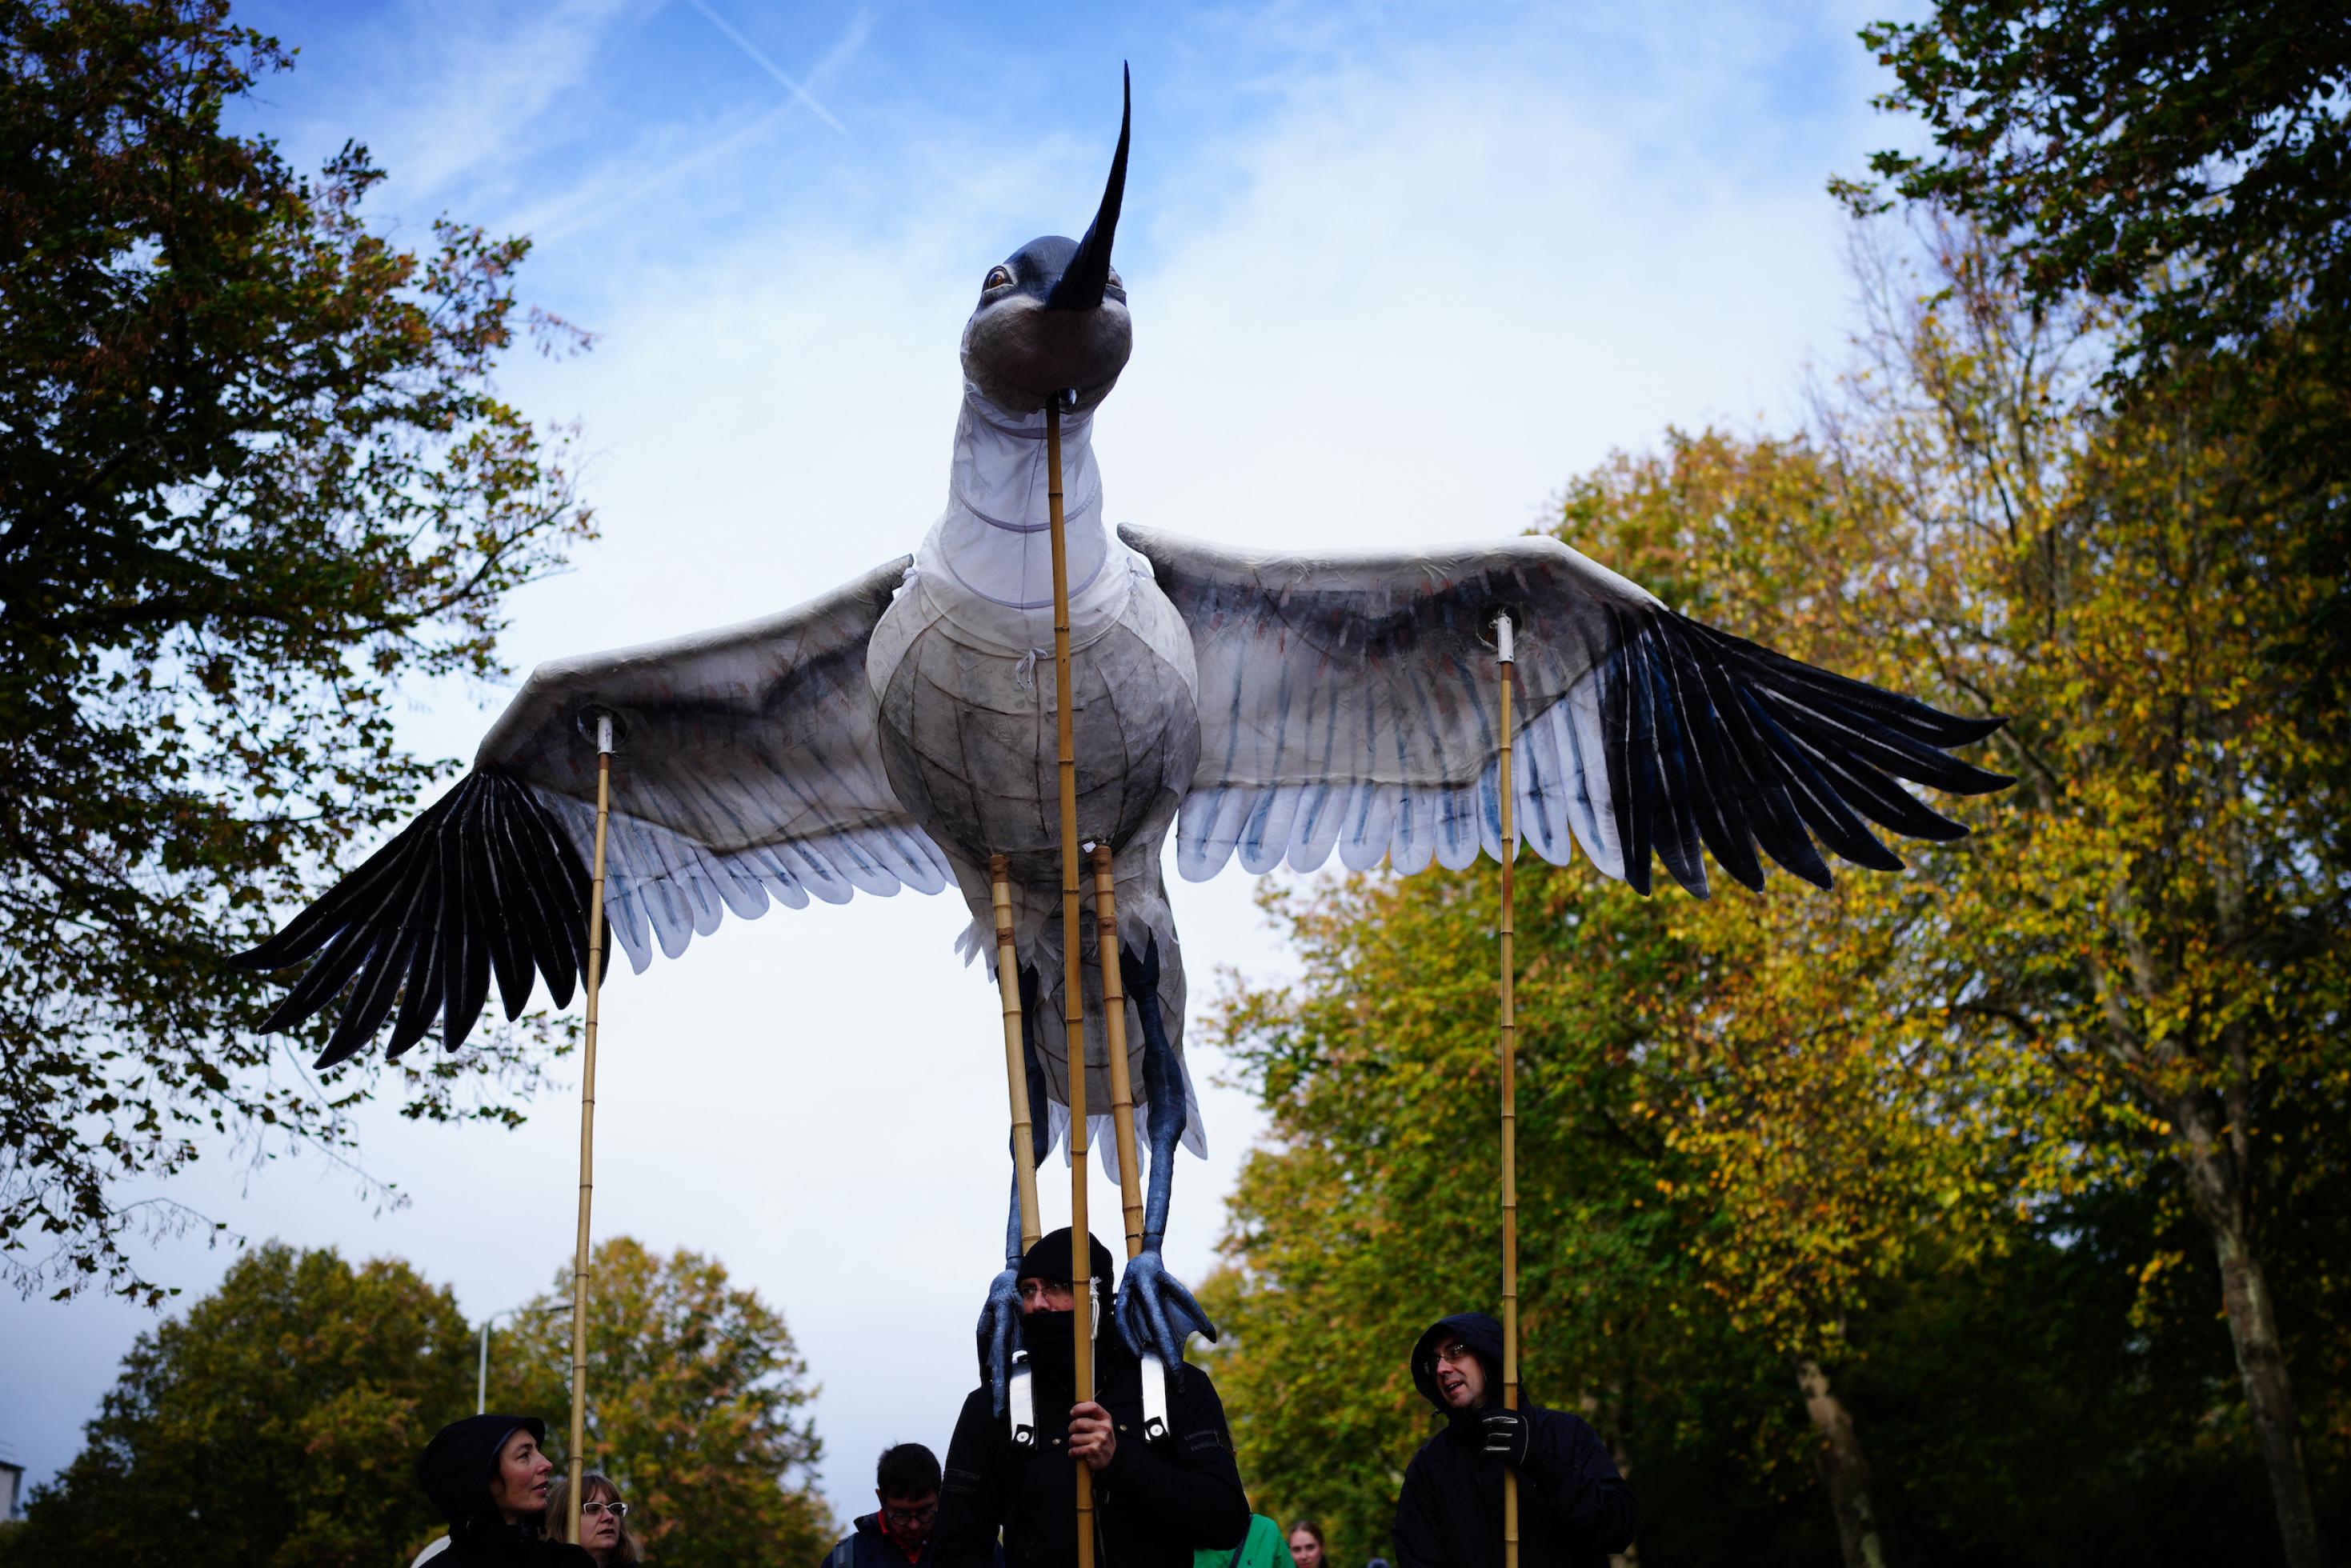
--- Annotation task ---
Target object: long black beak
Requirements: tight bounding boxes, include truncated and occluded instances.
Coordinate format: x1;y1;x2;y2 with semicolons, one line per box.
1044;65;1129;312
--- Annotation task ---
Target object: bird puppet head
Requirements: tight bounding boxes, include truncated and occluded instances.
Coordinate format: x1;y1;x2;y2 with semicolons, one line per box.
960;67;1132;415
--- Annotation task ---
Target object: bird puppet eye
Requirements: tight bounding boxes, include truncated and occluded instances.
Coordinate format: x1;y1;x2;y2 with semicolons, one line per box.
983;265;1015;290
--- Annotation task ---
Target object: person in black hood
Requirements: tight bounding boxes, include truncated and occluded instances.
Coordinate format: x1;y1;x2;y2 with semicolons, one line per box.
933;1228;1249;1568
419;1414;597;1566
1392;1314;1635;1568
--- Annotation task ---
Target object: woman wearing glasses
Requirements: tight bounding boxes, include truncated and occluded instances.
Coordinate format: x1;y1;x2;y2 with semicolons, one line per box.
547;1474;642;1567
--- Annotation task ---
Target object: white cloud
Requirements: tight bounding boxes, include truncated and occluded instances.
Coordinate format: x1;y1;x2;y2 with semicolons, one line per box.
322;0;650;205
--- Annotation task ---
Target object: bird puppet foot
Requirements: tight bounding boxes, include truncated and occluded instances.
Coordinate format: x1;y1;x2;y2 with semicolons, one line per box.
977;1266;1025;1414
1115;1247;1217;1373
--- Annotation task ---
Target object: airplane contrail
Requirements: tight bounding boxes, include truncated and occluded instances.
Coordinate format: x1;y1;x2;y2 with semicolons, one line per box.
680;0;850;135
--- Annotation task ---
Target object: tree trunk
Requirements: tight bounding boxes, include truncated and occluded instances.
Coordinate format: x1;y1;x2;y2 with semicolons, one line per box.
1580;1388;1640;1568
2173;1094;2327;1568
1795;1358;1887;1568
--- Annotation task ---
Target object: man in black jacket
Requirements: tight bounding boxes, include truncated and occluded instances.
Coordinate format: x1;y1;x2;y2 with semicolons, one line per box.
934;1229;1249;1568
418;1414;596;1566
1392;1313;1635;1568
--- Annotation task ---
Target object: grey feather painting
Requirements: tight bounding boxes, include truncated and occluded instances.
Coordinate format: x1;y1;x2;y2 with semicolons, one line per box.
238;70;2011;1394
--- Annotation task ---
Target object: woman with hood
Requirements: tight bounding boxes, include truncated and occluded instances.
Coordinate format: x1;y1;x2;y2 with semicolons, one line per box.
1390;1313;1635;1568
419;1413;599;1566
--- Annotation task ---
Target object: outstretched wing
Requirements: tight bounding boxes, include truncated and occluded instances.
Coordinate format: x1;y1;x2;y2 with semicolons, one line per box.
1124;525;2010;892
238;556;953;1066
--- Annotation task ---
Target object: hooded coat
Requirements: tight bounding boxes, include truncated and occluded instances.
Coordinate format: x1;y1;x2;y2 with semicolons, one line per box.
1391;1314;1635;1568
418;1414;598;1568
934;1234;1249;1568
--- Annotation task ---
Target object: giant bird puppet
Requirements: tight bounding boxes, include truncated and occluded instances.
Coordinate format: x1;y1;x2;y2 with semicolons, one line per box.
241;76;2009;1399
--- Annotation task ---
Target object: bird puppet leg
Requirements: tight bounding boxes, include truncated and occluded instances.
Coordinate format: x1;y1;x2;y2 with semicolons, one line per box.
1113;934;1219;1372
979;962;1055;1414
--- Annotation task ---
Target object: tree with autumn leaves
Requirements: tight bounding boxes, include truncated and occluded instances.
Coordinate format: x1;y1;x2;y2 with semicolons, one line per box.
0;1239;832;1568
0;0;596;1307
1201;226;2350;1568
0;1242;475;1566
1840;12;2351;1558
493;1238;835;1568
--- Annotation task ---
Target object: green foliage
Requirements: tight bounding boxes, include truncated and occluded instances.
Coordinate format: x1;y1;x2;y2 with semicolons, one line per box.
493;1238;837;1568
0;0;595;1302
1848;0;2350;364
0;1242;475;1568
1847;0;2351;820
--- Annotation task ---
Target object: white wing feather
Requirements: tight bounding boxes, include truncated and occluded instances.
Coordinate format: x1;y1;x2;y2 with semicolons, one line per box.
477;556;951;970
1126;524;2010;898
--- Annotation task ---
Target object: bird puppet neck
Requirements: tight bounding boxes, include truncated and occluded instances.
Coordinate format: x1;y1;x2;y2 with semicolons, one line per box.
913;382;1140;656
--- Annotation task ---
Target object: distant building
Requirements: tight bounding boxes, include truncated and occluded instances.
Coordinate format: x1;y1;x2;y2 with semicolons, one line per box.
0;1455;23;1521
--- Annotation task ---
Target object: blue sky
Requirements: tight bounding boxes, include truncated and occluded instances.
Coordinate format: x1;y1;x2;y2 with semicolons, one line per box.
3;0;1923;1531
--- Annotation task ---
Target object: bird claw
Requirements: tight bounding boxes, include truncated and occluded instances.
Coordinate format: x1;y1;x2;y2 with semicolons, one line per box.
1115;1248;1217;1372
977;1267;1025;1414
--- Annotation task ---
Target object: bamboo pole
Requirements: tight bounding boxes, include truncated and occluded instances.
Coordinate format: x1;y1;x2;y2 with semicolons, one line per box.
1496;616;1519;1568
993;855;1042;1253
1094;846;1144;1260
567;714;615;1546
1044;398;1095;1568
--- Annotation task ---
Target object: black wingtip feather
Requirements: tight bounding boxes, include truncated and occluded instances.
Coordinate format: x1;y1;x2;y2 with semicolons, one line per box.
234;788;476;971
1600;608;1656;894
1674;636;1769;893
444;821;494;1055
1654;630;1755;894
1633;631;1709;896
1652;618;1829;887
247;770;600;1063
386;923;443;1062
505;782;585;1009
1763;698;1980;844
1747;691;1908;873
1930;711;2008;747
464;786;535;1023
314;937;403;1069
1685;618;2008;750
481;785;555;1018
1584;608;2012;897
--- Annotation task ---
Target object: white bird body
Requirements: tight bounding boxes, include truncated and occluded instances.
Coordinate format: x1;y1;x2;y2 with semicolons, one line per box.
866;388;1201;1137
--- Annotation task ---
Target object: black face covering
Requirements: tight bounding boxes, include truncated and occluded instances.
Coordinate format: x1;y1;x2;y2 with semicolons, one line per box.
1023;1308;1081;1376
